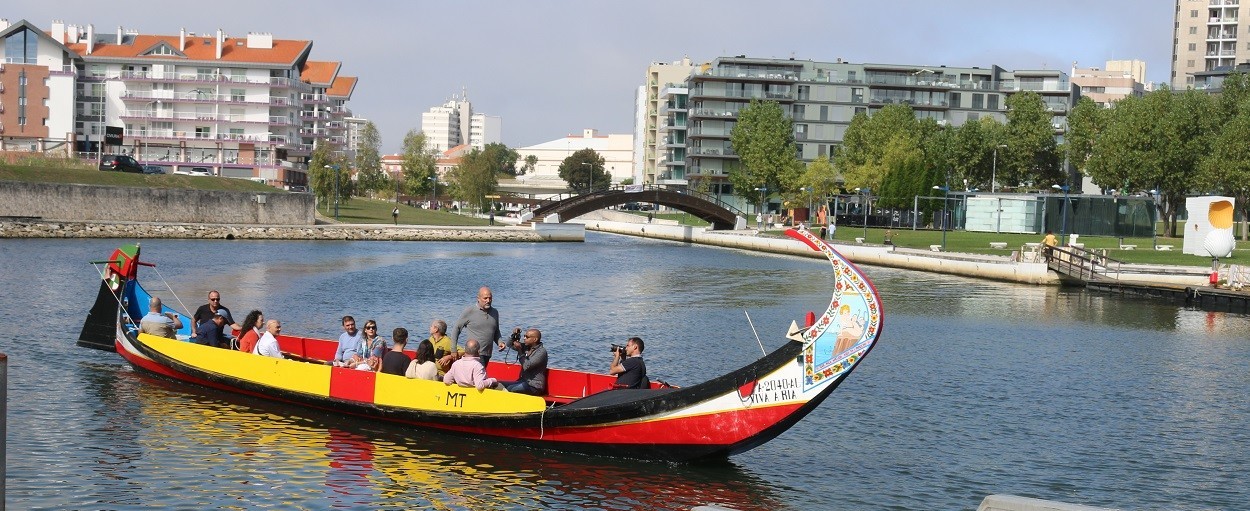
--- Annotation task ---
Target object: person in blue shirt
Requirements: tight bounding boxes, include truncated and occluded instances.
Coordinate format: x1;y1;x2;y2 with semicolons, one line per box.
334;315;364;367
194;313;229;348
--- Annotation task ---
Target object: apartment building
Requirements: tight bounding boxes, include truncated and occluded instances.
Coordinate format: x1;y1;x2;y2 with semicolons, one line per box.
0;20;79;151
420;92;501;153
1173;0;1248;89
656;83;688;187
0;19;357;188
513;128;633;190
656;56;1074;209
636;57;698;185
1071;60;1147;107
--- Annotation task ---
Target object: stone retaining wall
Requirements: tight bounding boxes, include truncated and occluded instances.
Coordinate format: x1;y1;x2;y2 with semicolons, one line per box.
0;220;583;242
0;180;313;225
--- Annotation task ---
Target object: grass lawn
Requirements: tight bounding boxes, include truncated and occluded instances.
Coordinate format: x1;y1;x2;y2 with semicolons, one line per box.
780;225;1237;267
0;164;278;193
621;210;711;227
324;197;489;226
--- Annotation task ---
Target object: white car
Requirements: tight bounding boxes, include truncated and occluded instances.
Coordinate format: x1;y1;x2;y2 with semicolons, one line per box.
174;167;213;177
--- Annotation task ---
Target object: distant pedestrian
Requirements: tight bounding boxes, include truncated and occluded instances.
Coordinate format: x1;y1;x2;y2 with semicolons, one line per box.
392;206;399;225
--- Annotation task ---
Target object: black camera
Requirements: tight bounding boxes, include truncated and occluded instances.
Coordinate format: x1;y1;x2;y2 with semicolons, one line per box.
610;343;626;355
510;329;522;343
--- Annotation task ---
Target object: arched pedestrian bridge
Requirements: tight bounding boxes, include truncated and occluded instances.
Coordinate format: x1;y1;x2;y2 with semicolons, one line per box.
526;185;746;230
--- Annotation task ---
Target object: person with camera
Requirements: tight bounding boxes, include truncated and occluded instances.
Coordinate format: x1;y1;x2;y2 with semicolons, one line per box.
497;328;547;395
609;337;648;390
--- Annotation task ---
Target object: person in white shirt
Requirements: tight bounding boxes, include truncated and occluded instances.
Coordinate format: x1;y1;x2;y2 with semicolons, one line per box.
255;319;284;359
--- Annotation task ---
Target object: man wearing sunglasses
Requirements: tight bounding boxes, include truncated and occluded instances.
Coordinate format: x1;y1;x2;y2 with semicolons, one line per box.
192;290;239;341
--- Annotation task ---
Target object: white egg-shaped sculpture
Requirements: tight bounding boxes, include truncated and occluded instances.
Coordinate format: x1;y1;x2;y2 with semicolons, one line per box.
1203;228;1235;258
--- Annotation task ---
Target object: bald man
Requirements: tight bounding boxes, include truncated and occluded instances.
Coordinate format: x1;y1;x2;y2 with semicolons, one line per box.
449;286;503;366
139;297;183;339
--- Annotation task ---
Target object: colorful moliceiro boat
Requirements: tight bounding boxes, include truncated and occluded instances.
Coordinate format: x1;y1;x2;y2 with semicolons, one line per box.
78;229;883;462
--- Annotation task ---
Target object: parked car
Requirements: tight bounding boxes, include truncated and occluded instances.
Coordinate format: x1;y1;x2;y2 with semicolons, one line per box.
141;165;167;175
288;185;308;193
99;155;143;173
621;202;642;211
187;167;212;177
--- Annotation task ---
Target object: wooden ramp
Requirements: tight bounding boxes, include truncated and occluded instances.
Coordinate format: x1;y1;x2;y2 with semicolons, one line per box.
1046;246;1125;285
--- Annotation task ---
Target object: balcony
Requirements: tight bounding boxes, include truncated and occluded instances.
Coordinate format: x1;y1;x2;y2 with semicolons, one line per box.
117;70;298;88
269;115;291;126
691;108;739;119
300;93;329;104
689;147;736;158
299;110;326;121
299;127;329;138
698;68;798;81
120;90;269;105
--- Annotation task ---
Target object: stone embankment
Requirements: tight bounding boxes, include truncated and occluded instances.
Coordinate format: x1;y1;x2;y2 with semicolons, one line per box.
0;220;584;242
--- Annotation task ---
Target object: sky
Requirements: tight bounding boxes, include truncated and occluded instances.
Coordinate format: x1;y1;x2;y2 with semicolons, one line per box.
9;1;1174;153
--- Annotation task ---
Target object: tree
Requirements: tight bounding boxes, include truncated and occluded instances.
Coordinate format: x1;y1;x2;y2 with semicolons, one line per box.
834;104;922;193
520;155;538;176
619;177;634;186
481;143;520;176
1065;96;1104;181
557;148;609;191
447;148;499;213
308;143;351;214
353;121;387;195
1002;91;1060;188
800;155;840;201
729;99;801;202
1200;98;1250;240
400;129;437;199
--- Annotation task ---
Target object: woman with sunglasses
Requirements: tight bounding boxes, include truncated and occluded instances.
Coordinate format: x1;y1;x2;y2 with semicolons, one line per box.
357;320;390;370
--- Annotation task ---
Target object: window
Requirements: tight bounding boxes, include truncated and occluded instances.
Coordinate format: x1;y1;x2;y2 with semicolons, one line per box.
972;93;984;109
847;70;858;82
195;126;212;138
795;124;808;140
1189;43;1197;51
1188;59;1196;67
987;95;999;110
1190;26;1198;34
3;27;38;64
851;87;863;103
818;144;827;157
793;104;805;119
820;105;829;121
230;88;246;102
950;92;961;107
797;85;810;100
854;106;867;116
1191;9;1198;17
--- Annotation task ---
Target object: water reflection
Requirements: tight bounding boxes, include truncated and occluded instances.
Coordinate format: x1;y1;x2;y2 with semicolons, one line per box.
89;366;786;510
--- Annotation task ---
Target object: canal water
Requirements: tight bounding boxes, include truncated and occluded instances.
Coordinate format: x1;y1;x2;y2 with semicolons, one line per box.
2;233;1247;510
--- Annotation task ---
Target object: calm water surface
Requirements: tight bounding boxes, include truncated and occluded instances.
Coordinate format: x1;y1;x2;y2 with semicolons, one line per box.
2;233;1248;510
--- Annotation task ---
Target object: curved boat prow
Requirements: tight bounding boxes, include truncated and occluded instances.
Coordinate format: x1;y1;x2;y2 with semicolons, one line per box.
783;227;883;391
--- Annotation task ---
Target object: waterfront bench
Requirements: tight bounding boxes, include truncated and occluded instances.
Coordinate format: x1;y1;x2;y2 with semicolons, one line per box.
989;242;1008;249
1119;244;1137;250
855;237;865;244
930;244;943;252
1156;244;1173;251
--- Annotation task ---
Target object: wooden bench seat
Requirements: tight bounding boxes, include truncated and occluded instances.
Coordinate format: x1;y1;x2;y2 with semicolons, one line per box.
989;242;1008;249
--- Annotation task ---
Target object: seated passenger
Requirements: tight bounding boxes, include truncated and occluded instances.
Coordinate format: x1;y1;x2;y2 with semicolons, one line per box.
442;339;503;391
255;319;284;359
236;310;264;353
428;319;455;376
333;315;363;367
380;328;412;376
405;339;441;381
497;328;547;395
195;313;229;348
139;297;183;339
358;320;389;360
609;336;649;389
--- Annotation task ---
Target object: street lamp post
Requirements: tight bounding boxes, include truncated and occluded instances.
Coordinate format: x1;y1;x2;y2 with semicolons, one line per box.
804;186;813;226
1149;188;1159;250
428;175;437;210
1052;183;1070;245
754;186;768;228
992;144;1006;193
581;162;593;194
324;164;340;220
933;181;950;251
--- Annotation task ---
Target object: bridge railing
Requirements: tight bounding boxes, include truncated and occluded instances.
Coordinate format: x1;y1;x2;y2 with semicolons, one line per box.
523;184;747;219
1047;245;1124;281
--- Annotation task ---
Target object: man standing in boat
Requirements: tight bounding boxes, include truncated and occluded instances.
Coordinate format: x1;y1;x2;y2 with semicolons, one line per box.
498;328;547;395
609;337;648;389
449;287;503;366
192;290;239;341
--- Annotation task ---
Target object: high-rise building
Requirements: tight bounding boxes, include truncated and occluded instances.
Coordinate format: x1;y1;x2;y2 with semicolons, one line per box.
636;57;698;185
1172;0;1249;89
0;20;78;151
420;91;501;152
1071;60;1147;107
0;18;359;189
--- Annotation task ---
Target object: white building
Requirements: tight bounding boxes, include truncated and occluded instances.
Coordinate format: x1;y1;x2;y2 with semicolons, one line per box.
469;112;501;150
421;91;501;152
0;19;79;152
514;129;634;189
635;57;698;185
4;19;359;188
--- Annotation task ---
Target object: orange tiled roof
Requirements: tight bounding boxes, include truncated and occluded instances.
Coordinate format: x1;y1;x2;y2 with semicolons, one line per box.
327;76;357;98
65;34;310;65
300;60;340;86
